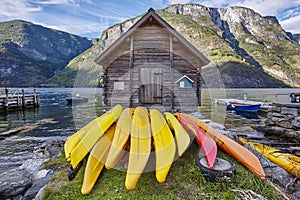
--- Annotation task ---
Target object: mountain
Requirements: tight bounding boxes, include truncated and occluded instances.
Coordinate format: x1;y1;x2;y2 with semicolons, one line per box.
50;4;300;88
0;20;94;87
293;34;300;43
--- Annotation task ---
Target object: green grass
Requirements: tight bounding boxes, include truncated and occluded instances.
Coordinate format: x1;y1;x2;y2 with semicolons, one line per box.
43;143;284;200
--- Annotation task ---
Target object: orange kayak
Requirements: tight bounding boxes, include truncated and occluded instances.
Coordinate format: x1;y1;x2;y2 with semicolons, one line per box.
179;113;266;180
176;113;217;170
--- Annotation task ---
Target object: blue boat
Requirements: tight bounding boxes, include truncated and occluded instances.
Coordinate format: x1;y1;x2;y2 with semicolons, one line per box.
227;102;261;112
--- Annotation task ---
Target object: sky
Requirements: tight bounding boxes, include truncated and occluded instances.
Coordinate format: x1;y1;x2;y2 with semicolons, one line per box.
0;0;300;38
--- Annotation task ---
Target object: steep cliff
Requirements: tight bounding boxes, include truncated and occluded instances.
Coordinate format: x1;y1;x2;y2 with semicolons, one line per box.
51;4;300;88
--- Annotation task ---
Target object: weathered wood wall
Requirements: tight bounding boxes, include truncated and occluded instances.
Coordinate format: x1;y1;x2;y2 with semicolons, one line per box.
102;24;202;111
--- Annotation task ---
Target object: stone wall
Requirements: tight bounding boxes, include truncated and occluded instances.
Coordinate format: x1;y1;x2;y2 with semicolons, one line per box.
258;103;300;142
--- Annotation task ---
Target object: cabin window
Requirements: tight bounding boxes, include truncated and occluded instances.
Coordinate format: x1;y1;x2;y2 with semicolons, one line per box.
179;81;185;88
114;82;124;90
175;75;194;88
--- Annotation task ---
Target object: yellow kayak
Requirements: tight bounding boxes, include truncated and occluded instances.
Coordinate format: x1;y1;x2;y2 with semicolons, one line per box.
179;113;265;180
164;112;190;157
105;108;134;170
64;115;103;161
150;109;176;183
125;107;151;190
70;104;123;169
81;124;116;194
239;137;300;178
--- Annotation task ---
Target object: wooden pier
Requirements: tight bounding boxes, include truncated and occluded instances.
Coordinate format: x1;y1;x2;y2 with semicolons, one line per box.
0;88;40;112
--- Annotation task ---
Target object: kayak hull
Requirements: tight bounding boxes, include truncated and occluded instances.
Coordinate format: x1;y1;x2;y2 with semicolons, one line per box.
81;125;116;194
105;108;134;170
125;107;151;190
180;113;265;180
239;138;300;178
150;109;176;183
165;112;190;157
175;113;217;170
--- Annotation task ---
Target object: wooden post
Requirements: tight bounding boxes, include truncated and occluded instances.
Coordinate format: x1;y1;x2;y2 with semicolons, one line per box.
22;89;25;107
17;89;20;107
170;35;174;109
5;88;8;109
34;89;37;106
129;36;134;107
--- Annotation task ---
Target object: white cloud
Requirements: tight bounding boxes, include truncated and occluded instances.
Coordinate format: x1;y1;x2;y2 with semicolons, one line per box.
196;0;300;16
47;21;106;37
168;0;191;4
0;0;41;19
280;15;300;34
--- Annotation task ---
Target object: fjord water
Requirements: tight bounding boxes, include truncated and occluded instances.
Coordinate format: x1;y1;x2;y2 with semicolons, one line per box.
0;88;298;175
0;88;104;174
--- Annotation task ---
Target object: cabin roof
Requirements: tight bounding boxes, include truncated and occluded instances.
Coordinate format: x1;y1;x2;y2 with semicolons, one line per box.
95;8;209;68
175;75;194;83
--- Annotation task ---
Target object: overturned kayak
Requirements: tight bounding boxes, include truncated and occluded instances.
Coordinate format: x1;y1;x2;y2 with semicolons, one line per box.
81;124;116;194
165;112;191;157
175;113;217;170
179;113;265;180
150;109;176;183
239;137;300;178
125;107;151;190
105;108;134;170
69;104;122;169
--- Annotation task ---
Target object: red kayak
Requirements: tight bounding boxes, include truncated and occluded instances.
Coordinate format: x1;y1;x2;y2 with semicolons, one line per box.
176;113;217;170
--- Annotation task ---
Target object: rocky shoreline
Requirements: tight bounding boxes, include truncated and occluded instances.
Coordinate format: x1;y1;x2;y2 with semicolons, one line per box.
1;110;299;199
256;103;300;142
0;139;64;200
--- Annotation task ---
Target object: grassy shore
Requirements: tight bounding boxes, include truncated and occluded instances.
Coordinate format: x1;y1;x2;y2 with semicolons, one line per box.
43;143;284;200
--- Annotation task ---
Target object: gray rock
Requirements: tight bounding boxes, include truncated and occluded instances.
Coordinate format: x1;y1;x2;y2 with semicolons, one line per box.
22;170;53;200
20;159;45;176
245;146;300;197
33;139;64;160
281;107;298;116
277;120;293;129
267;126;286;135
0;168;32;198
34;185;46;200
292;117;300;128
272;106;281;113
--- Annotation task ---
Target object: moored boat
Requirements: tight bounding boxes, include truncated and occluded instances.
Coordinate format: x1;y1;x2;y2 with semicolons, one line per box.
227;102;261;112
66;97;88;104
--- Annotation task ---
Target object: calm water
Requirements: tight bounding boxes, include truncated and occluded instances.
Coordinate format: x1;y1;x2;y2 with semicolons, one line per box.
0;88;104;174
0;87;299;175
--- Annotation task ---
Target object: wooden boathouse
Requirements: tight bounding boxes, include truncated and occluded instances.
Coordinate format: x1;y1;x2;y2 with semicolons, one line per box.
96;8;209;112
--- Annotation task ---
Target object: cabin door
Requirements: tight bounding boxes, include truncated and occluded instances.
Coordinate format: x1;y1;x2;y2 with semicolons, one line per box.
140;68;163;104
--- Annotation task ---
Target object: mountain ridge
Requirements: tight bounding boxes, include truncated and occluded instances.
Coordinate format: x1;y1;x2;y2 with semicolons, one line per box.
51;4;299;87
1;4;299;88
0;19;95;87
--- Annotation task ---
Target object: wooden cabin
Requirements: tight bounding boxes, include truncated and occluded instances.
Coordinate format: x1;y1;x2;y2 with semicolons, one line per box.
95;8;209;112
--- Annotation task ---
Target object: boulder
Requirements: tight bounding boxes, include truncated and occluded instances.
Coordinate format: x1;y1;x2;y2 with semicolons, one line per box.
292;117;300;129
0;168;32;198
22;170;53;200
281;107;298;116
33;139;64;160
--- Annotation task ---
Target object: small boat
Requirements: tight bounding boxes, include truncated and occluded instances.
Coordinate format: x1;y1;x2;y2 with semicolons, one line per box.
239;137;300;178
66;97;88;104
227;102;261;112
